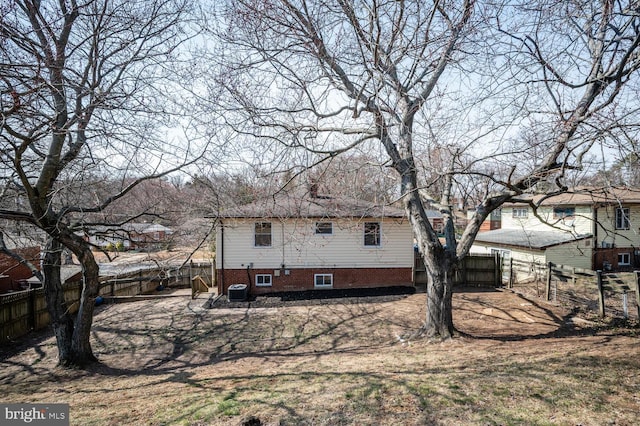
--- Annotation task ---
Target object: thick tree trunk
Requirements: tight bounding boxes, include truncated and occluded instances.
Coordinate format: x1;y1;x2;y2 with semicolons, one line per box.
422;259;455;339
399;167;457;339
68;241;100;366
43;236;99;367
42;239;75;365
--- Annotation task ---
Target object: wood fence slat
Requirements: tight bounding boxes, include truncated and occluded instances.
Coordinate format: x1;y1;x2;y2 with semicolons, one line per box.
596;270;605;318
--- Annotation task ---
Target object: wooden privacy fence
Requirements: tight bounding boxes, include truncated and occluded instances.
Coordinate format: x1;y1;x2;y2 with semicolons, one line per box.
0;262;214;344
454;254;501;287
506;259;640;320
414;253;500;287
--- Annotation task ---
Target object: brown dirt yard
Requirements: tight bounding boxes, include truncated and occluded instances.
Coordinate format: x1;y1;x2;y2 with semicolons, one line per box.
1;287;639;426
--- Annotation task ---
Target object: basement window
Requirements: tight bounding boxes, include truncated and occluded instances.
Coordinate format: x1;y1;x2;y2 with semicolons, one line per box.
255;274;272;287
618;253;631;266
314;274;333;288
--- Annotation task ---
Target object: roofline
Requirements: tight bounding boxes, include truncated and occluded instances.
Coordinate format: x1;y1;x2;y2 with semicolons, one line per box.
474;234;592;250
213;214;407;220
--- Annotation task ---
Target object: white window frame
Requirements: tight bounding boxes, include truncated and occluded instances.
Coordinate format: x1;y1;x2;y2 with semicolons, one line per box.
315;221;333;235
255;274;272;287
490;248;511;260
364;222;381;247
254;222;272;248
512;208;528;218
314;273;333;288
615;207;630;230
618;253;631;266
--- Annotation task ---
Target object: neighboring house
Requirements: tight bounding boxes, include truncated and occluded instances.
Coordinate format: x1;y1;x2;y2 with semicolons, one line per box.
425;209;444;234
467;208;502;232
0;234;42;293
86;223;173;251
214;192;414;296
471;187;640;271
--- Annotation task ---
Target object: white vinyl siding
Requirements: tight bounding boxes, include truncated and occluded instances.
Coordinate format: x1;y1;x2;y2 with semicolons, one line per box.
501;205;592;234
471;239;593;271
596;205;640;248
217;217;412;270
544;242;593;270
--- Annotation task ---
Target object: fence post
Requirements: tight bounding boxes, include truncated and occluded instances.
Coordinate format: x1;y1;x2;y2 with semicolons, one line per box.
596;270;605;318
29;289;36;330
508;258;513;288
494;252;500;287
635;271;640;320
545;262;552;301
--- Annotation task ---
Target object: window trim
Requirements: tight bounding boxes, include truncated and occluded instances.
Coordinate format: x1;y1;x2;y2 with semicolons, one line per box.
512;207;528;218
255;274;272;287
615;207;630;230
254;222;272;248
618;253;631;266
314;273;333;288
364;221;381;247
315;221;333;235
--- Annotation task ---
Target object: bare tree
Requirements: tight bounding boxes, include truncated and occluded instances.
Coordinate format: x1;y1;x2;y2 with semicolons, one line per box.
0;0;202;366
210;0;640;338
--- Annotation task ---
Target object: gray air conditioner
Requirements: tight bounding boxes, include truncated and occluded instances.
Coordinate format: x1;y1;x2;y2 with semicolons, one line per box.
228;284;248;302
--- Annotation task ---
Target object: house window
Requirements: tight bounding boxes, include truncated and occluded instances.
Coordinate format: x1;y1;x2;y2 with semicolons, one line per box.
615;207;630;230
314;273;333;288
618;253;631;266
364;222;381;247
315;222;333;235
254;222;272;247
553;206;575;219
512;208;528;218
255;274;272;287
491;248;511;260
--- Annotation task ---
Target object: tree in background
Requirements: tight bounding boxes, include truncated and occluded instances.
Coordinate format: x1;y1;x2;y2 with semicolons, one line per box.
0;0;202;366
210;0;640;338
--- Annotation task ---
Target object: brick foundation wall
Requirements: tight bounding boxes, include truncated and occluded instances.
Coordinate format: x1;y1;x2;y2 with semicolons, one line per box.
594;247;639;272
217;267;413;295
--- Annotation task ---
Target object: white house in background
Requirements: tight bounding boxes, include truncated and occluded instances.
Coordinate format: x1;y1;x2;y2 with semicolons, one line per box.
471;187;640;272
214;190;414;296
85;223;174;250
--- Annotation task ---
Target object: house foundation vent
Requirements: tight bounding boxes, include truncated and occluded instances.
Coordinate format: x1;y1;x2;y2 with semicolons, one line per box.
228;284;248;302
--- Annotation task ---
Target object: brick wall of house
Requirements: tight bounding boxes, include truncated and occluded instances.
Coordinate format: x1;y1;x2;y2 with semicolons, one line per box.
594;248;640;272
218;267;413;295
0;247;41;293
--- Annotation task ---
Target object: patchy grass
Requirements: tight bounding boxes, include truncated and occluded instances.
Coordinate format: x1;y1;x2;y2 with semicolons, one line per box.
1;288;639;425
